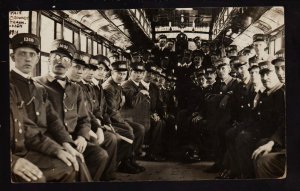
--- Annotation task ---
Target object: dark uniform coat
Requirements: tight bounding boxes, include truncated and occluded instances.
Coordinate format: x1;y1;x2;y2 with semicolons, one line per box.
91;80;112;126
148;82;164;117
121;79;151;131
102;77;126;124
11;70;73;145
36;75;108;181
151;45;171;67
35;75;91;140
236;83;285;178
10;83;75;182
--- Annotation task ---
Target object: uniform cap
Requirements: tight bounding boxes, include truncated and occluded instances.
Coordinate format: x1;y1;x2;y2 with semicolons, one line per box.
228;45;237;51
201;41;209;47
195;66;206;76
205;65;216;73
131;51;142;57
110;61;128;71
90;54;110;70
155;66;163;75
271;57;285;65
248;63;260;71
130;61;145;71
249;56;259;66
11;33;41;53
258;61;275;74
193;36;201;43
253;33;267;43
215;57;230;68
72;51;90;68
158;34;167;40
50;39;76;59
234;55;249;68
230;56;239;65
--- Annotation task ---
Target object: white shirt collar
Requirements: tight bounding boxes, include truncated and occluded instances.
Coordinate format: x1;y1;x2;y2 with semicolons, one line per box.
131;79;140;87
13;67;31;79
141;80;150;90
91;78;99;86
81;79;88;84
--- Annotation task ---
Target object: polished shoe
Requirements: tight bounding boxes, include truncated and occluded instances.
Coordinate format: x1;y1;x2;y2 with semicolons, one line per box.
184;150;201;163
204;163;222;173
118;161;141;174
130;159;146;172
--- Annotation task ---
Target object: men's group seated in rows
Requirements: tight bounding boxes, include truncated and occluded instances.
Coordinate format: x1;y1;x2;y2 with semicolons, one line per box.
172;33;286;179
9;32;285;182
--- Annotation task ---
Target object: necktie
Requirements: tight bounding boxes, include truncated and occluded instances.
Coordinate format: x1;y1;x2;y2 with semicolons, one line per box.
220;82;227;92
55;76;66;81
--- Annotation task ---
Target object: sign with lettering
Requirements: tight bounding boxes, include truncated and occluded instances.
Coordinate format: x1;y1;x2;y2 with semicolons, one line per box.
9;11;29;38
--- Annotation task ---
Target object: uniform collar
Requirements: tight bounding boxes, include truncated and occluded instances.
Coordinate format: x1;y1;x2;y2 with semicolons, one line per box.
242;75;251;85
131;79;140;87
81;79;89;84
141;80;150;90
221;76;232;85
91;78;99;86
265;82;283;96
12;68;32;79
108;76;121;87
252;83;265;93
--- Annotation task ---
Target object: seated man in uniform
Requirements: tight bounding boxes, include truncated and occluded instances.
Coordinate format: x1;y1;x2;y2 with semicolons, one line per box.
90;55;134;174
36;39;108;181
204;57;239;173
216;56;265;179
235;61;285;178
121;61;151;134
252;58;286;178
66;51;118;180
9;33;91;182
140;63;167;161
10;83;77;182
103;61;146;173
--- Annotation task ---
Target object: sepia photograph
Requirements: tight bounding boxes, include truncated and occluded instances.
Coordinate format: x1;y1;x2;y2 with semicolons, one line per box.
8;6;286;183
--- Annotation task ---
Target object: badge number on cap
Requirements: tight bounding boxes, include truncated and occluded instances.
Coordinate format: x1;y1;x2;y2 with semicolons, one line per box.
24;37;34;42
59;43;69;49
119;64;126;69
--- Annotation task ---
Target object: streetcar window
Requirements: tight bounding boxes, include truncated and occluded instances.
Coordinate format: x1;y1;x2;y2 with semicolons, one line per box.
56;23;62;39
269;40;275;56
98;43;103;55
74;31;80;50
40;15;55;53
31;11;38;35
93;41;98;55
87;38;92;54
80;33;87;52
63;26;73;43
275;36;282;53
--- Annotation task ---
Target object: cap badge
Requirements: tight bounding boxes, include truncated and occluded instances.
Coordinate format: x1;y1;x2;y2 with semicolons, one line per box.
59;43;69;49
24;37;34;43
